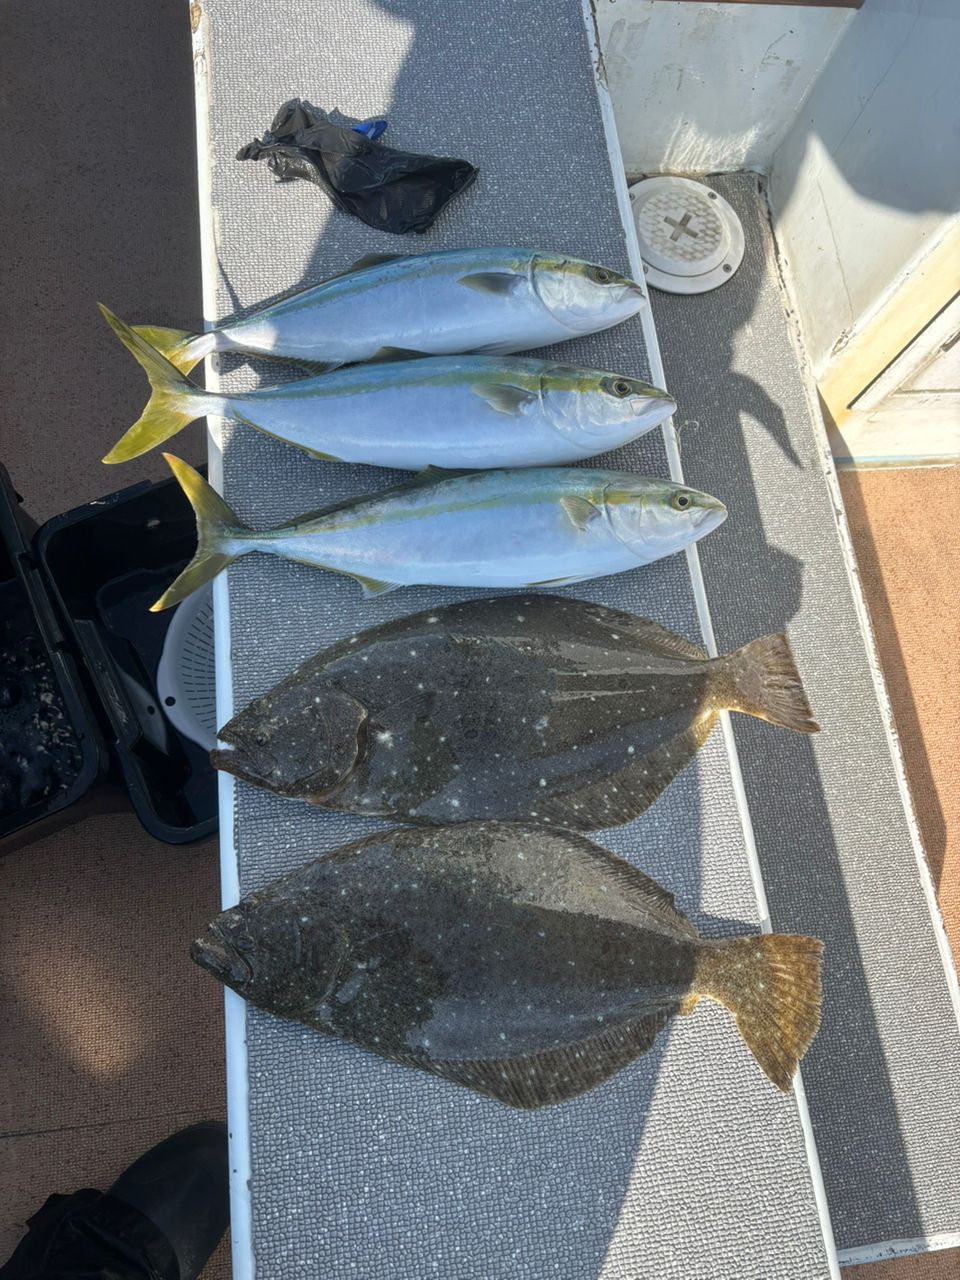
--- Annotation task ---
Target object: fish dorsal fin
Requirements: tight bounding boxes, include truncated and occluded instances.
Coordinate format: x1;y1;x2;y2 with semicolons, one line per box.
532;715;719;850
366;345;430;363
560;495;602;532
258;253;408;303
287;468;475;528
549;829;701;940
348;252;409;273
459;271;525;297
300;446;344;462
304;254;410;289
278;497;370;526
608;614;707;662
405;1010;673;1108
469;340;523;356
472;382;538;416
418;465;476;481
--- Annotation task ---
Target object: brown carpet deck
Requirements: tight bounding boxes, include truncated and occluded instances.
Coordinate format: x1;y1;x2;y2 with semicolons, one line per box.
838;468;960;958
833;465;960;1280
0;816;228;1276
0;3;225;1276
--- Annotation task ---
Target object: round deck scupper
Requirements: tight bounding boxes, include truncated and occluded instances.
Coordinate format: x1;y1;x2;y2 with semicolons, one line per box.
629;177;745;294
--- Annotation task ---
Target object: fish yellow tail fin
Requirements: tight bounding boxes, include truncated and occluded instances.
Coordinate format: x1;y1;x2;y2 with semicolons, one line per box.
723;633;819;733
99;305;222;463
130;323;215;376
693;934;823;1090
151;454;251;612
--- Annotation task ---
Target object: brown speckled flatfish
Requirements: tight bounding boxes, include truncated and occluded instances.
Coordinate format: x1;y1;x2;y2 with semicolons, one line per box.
191;823;823;1107
212;594;818;829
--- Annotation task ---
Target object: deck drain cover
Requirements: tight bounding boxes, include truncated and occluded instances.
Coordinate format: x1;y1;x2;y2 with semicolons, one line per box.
156;584;217;751
628;176;744;294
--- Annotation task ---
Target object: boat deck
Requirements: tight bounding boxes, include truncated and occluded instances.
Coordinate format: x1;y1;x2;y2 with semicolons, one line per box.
1;4;959;1279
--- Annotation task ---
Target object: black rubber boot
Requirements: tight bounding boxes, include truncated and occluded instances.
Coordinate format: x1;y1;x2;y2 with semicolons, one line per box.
108;1122;229;1280
0;1122;229;1280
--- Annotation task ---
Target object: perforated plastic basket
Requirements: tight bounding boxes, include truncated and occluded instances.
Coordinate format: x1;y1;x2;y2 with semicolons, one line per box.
156;585;217;752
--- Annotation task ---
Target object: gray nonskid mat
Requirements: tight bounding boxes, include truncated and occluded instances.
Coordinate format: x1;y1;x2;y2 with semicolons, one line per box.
656;172;960;1256
198;3;835;1276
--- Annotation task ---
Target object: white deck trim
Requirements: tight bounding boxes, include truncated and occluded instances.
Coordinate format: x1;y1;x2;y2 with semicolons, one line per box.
192;5;255;1276
584;9;841;1276
835;455;960;470
839;1232;960;1266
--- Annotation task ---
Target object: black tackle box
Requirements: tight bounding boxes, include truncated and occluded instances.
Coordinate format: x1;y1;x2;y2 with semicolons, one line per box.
0;463;217;854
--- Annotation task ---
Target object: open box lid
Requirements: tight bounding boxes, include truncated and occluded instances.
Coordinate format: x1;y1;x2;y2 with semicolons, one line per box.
0;463;109;850
0;463;217;852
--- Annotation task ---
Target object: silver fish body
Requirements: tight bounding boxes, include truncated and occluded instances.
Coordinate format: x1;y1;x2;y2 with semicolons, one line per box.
98;311;677;468
217;249;645;365
121;248;646;376
152;459;728;610
219;358;675;469
262;470;700;589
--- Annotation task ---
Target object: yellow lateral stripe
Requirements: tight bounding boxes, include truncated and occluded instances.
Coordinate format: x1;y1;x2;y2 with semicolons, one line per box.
265;486;610;535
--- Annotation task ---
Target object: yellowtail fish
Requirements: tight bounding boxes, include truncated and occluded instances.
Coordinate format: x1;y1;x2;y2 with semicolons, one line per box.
191;822;823;1107
115;247;646;375
99;306;674;468
152;455;726;611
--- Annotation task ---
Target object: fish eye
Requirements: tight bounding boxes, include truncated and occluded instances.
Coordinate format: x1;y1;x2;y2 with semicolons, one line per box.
613;379;631;397
592;267;612;284
671;491;693;511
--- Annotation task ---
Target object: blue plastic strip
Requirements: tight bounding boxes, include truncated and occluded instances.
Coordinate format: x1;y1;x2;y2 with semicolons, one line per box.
353;119;388;140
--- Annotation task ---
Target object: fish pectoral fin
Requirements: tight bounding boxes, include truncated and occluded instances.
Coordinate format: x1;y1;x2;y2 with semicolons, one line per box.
531;713;719;840
458;271;525;296
298;360;343;375
411;1011;673;1109
472;382;539;416
560;495;602;532
367;346;431;363
350;573;402;598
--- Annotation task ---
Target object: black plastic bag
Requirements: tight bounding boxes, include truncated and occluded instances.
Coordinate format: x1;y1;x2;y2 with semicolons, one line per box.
237;99;477;235
0;1190;177;1280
